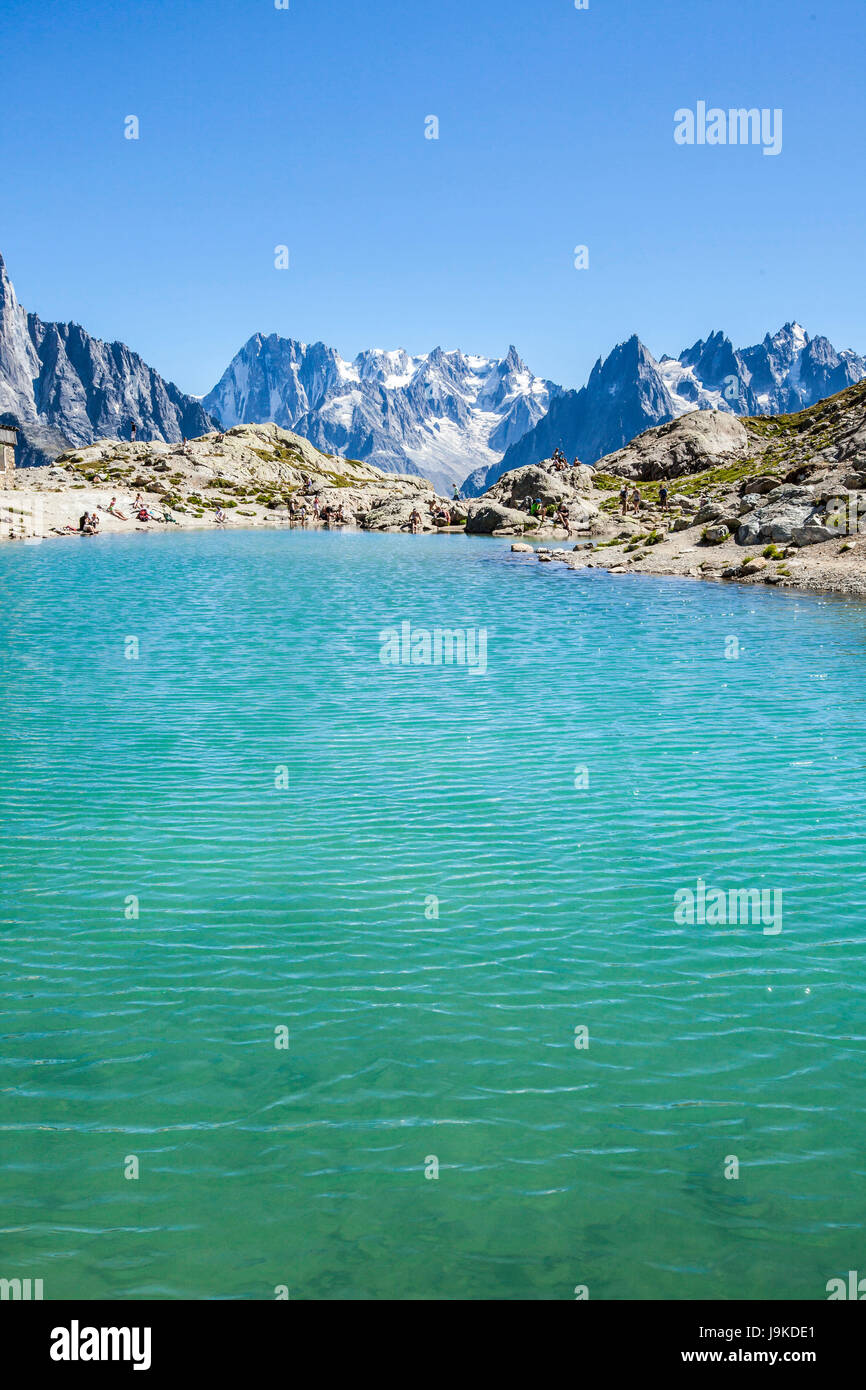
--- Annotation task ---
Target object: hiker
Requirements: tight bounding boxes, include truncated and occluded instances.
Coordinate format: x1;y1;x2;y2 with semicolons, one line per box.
659;484;669;512
619;485;628;516
409;507;423;534
130;422;137;443
631;487;641;515
452;484;461;502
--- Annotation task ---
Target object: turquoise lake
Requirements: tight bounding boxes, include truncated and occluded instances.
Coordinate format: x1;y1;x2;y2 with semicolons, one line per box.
1;528;865;1300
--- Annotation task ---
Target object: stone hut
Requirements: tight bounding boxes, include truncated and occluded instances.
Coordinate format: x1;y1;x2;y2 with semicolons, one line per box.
0;425;17;486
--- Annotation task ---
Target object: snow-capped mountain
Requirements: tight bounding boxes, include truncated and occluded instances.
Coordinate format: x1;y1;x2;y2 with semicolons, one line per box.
465;323;866;494
203;335;561;493
3;241;861;496
0;251;215;467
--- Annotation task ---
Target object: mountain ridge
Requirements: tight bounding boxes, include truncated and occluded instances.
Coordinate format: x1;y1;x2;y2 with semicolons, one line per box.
0;252;216;467
202;332;561;494
465;321;866;494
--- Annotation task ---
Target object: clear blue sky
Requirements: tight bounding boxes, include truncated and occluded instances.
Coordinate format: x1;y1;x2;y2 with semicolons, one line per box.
1;0;862;395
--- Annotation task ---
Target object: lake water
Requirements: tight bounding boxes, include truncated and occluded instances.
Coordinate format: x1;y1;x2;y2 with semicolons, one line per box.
1;528;865;1300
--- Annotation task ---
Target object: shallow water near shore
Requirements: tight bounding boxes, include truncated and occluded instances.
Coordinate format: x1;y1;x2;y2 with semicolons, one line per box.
1;528;865;1301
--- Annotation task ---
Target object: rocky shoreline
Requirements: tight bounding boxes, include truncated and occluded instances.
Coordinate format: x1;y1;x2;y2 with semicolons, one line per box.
3;383;866;601
501;382;866;600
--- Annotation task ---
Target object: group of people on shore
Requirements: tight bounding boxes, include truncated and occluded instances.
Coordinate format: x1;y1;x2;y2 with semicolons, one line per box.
59;494;170;536
525;496;575;534
408;499;453;533
549;448;583;473
617;483;670;516
287;494;353;525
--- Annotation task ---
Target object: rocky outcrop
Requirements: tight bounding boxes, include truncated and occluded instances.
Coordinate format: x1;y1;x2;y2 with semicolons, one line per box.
598;410;749;481
361;497;437;531
735;485;844;546
51;423;439;517
465;501;538;535
482;461;594;509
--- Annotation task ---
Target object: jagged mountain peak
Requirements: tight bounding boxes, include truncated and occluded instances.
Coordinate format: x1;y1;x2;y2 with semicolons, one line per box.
0;249;215;465
203;334;561;493
465;321;866;495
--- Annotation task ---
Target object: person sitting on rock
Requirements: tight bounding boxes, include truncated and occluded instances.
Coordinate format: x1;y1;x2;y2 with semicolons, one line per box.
555;502;572;535
572;455;582;468
409;507;423;534
107;497;127;520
